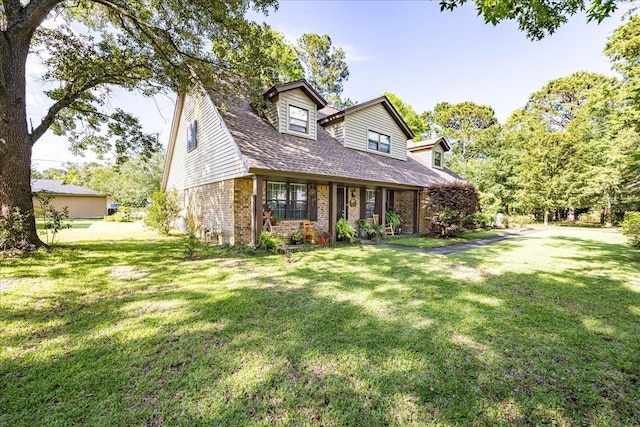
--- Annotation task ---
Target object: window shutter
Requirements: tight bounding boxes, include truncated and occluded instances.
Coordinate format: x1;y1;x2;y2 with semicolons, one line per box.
360;188;366;218
375;188;381;215
308;184;317;221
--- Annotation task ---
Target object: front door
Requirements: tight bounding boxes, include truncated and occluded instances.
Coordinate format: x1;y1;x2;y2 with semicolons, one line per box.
337;186;347;220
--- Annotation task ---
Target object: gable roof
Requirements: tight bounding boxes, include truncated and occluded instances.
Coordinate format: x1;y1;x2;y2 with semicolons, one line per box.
217;99;459;188
408;136;451;152
31;179;104;196
263;79;327;109
317;96;415;139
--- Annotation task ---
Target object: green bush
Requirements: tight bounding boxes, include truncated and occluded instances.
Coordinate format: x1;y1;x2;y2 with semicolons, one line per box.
144;190;179;235
577;209;601;224
507;215;533;228
34;194;71;245
257;231;285;252
462;213;491;230
336;218;356;242
0;207;34;252
622;211;640;249
104;207;132;223
385;209;402;228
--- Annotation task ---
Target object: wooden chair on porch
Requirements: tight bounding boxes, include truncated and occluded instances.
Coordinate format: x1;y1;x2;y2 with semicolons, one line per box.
384;223;395;236
302;220;314;243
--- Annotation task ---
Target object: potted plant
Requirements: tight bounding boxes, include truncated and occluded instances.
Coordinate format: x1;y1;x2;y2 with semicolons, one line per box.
356;218;368;238
290;230;303;245
385;209;402;233
363;222;383;240
317;231;330;245
336;218;356;242
271;214;282;226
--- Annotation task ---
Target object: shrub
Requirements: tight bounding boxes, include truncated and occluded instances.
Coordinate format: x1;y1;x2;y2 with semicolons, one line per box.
507;215;532;228
577;209;601;224
362;222;383;240
462;213;491;230
424;182;479;237
257;231;285;252
336;218;356;242
0;207;34;252
144;190;179;235
622;211;640;249
34;194;71;245
290;230;303;244
104;207;132;223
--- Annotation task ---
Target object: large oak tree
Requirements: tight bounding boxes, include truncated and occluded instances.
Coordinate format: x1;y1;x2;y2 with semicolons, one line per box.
1;0;279;248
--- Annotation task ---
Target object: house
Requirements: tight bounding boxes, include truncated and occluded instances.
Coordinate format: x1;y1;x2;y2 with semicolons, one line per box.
31;179;109;218
161;79;461;246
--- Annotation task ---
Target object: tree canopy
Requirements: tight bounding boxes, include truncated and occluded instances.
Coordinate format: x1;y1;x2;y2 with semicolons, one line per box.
439;0;627;40
383;92;426;140
1;0;281;248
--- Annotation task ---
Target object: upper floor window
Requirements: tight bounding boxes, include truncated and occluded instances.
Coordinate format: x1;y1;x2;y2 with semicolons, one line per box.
187;120;197;152
266;181;308;220
288;105;309;134
368;130;390;154
434;151;442;168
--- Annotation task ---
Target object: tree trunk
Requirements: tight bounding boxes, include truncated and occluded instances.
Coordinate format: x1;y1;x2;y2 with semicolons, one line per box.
544;208;549;226
0;28;44;248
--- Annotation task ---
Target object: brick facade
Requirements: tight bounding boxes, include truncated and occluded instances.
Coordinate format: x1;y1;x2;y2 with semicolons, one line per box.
393;191;415;234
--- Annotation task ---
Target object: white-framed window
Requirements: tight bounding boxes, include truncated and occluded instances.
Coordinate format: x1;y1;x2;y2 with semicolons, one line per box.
365;189;376;218
368;130;390;154
434;151;442;168
288;105;309;134
266;181;308;219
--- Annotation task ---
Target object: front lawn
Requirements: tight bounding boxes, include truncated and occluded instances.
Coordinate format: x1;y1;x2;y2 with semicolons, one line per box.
385;229;512;249
1;226;639;426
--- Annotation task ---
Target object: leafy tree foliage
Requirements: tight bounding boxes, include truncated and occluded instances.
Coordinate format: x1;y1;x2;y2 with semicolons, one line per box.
1;0;279;249
383;92;426;140
423;182;480;237
429;101;499;162
295;33;349;102
439;0;626;40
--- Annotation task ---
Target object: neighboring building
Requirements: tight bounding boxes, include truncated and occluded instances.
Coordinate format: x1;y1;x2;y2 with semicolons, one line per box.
162;79;462;246
31;179;109;218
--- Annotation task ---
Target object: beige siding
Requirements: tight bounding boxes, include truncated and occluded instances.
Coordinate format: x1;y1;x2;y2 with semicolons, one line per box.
412;150;433;168
33;195;107;218
165;91;247;192
277;89;317;140
343;103;408;161
324;121;345;144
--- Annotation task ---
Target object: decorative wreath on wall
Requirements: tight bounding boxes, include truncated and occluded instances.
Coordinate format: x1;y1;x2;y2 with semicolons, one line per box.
349;197;357;207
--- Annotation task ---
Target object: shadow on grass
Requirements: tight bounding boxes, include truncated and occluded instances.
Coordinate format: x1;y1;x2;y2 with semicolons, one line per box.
1;237;640;426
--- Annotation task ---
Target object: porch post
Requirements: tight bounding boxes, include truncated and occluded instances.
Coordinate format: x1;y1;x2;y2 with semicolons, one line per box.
329;182;337;242
252;175;264;247
380;187;387;227
413;189;421;235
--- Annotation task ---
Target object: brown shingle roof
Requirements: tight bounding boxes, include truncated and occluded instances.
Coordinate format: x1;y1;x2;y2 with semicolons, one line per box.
218;100;461;188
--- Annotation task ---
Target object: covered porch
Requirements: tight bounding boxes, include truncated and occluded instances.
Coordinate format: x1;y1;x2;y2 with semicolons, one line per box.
249;174;423;246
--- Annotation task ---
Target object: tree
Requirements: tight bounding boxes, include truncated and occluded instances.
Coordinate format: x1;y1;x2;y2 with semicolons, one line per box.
383;92;427;140
0;0;278;249
295;33;349;102
439;0;627;40
429;101;499;162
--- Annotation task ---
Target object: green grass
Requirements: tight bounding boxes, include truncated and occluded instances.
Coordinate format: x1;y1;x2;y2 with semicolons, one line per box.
1;225;639;426
385;229;511;249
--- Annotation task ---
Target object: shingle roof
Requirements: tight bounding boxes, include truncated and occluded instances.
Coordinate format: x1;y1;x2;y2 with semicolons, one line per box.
263;80;327;109
31;179;104;196
409;137;452;152
218;100;461;188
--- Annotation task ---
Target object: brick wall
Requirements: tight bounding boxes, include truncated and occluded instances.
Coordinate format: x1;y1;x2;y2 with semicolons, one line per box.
394;191;415;234
178;178;236;245
346;187;361;228
233;178;253;246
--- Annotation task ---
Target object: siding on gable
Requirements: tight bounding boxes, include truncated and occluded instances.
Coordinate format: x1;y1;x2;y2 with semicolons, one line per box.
343;103;408;161
323;120;345;144
277;88;317;140
411;150;433;169
166;91;247;191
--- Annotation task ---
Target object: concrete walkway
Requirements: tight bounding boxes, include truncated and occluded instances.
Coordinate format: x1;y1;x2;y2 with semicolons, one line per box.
361;228;542;255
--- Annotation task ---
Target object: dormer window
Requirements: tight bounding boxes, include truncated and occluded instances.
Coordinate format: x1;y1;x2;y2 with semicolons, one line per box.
434;151;442;168
368;130;390;154
288;105;309;134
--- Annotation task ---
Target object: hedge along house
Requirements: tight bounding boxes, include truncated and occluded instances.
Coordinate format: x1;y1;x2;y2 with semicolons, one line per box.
31;179;109;218
161;79;461;246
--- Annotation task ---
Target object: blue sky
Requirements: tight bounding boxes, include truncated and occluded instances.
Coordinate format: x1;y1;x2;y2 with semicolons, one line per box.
30;1;630;170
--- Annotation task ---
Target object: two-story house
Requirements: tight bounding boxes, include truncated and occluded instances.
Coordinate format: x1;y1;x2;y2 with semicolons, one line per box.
161;79;461;246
